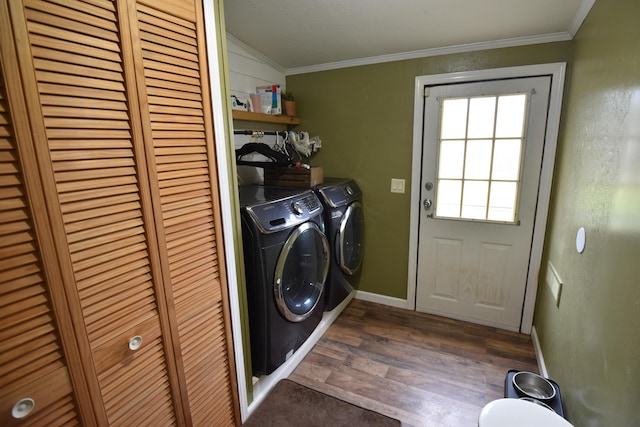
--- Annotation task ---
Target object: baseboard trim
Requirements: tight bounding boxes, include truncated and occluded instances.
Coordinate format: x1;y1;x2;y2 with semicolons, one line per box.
531;325;549;377
355;290;409;309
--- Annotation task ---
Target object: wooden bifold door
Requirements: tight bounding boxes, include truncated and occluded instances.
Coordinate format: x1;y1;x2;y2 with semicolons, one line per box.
0;0;239;425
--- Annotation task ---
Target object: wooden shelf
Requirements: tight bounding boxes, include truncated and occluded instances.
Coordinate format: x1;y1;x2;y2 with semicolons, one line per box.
232;110;300;125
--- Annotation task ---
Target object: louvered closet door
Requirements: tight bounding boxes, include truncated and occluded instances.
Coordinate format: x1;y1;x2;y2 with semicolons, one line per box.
21;0;182;424
129;1;239;425
0;70;79;424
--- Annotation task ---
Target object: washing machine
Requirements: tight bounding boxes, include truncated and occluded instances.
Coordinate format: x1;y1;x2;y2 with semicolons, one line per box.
239;185;330;377
315;178;365;311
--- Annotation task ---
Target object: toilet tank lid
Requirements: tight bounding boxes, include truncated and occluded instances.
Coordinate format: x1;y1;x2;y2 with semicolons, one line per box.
479;398;573;427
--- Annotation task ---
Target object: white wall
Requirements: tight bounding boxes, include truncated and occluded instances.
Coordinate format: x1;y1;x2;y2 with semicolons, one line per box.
226;33;286;104
227;33;288;183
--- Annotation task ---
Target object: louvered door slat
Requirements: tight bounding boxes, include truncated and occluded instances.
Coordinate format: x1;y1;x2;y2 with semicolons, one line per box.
163;197;212;220
27;32;120;64
25;0;117;32
139;22;196;48
39;84;126;102
51;149;132;162
55;167;137;183
62;192;139;215
23;0;178;424
134;1;238;424
25;397;78;427
0;204;27;222
67;218;143;247
27;22;120;53
75;258;148;294
157;162;208;175
34;58;122;82
55;173;134;191
25;9;119;42
43;98;127;114
81;270;151;305
32;46;122;72
149;104;202;116
0;68;79;424
98;336;174;425
43;106;130;121
157;173;211;188
49;138;132;152
41;0;115;20
145;59;200;79
148;96;201;109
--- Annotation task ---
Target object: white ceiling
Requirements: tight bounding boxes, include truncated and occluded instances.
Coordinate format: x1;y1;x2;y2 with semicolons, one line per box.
224;0;595;74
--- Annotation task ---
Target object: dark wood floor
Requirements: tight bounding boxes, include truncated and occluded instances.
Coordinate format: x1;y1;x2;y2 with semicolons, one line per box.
289;299;539;427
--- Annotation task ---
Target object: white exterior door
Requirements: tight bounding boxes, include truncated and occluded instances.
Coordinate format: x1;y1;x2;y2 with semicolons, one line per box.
415;76;552;331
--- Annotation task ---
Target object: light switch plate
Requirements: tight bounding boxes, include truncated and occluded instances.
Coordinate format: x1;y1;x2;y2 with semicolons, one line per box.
546;261;563;307
391;178;405;193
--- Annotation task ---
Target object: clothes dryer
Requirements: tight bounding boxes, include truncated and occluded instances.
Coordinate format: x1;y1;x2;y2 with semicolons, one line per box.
315;178;365;311
239;185;330;376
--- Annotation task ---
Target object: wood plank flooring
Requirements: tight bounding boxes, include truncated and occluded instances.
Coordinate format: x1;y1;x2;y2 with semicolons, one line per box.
288;299;539;427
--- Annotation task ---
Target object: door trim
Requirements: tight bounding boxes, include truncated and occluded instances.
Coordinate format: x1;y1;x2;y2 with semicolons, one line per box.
407;63;566;334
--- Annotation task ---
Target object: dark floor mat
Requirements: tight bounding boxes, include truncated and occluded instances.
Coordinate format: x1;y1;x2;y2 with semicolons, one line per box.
243;379;402;427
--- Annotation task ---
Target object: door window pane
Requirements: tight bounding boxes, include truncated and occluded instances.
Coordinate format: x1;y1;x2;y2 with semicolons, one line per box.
438;140;465;179
441;98;468;139
488;182;518;221
436;180;462;217
467;97;496;138
461;181;488;219
496;94;526;138
464;139;492;180
434;92;528;223
492;139;522;180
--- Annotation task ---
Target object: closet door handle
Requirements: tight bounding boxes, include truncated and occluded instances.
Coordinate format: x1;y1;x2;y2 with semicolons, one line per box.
128;335;143;351
12;398;35;419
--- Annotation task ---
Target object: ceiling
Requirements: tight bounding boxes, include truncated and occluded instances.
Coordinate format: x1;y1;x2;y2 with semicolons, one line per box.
224;0;594;74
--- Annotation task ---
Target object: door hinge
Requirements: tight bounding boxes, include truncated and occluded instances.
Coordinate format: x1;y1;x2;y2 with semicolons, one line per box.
424;87;430;97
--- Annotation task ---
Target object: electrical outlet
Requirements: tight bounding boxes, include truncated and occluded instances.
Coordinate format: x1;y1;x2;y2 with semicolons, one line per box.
391;178;405;193
546;261;563;307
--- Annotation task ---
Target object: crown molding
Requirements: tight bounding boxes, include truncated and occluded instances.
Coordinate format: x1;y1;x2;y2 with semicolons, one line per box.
285;32;573;76
569;0;596;37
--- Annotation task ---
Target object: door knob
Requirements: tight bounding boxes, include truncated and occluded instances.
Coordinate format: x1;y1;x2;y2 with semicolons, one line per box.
423;198;433;210
129;335;143;351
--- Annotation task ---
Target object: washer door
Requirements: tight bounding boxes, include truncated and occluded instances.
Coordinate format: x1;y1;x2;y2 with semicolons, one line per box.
274;222;330;322
338;201;364;275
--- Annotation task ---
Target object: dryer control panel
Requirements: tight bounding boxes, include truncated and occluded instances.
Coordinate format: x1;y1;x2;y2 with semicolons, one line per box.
245;190;323;234
318;179;362;208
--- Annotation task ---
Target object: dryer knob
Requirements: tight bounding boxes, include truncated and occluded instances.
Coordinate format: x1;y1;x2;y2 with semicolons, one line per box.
345;186;354;196
291;201;304;215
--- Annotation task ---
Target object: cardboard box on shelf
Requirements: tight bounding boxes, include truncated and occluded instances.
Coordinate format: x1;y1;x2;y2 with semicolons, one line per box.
256;84;282;115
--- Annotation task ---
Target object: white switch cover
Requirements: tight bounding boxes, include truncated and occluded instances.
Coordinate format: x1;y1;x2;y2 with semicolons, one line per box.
391;178;405;193
546;261;563;307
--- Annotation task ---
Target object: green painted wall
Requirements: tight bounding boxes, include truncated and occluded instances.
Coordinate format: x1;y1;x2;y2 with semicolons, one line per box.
287;43;572;299
534;0;640;425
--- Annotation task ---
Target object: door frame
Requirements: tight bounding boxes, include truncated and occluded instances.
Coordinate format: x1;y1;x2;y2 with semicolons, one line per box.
407;63;566;334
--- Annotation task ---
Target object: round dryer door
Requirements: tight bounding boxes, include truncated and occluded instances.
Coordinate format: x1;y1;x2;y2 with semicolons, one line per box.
274;222;330;322
338;201;364;275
